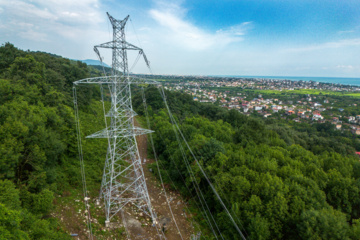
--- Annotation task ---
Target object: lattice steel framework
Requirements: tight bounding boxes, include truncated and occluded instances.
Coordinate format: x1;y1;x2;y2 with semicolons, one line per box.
74;12;158;226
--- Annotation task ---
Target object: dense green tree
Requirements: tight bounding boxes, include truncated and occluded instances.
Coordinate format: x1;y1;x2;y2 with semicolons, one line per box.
1;43;359;239
138;88;360;239
0;180;21;210
248;213;271;240
0;43;25;73
0;43;101;239
0;204;29;240
297;208;350;240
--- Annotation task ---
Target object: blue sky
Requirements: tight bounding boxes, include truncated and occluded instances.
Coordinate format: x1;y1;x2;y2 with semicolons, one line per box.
1;0;360;77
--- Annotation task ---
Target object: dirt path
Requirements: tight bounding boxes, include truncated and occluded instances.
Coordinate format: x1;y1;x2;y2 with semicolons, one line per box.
131;119;195;240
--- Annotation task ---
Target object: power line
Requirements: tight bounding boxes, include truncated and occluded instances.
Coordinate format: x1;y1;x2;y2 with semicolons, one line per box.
74;12;158;230
74;11;248;240
73;86;94;240
158;87;224;240
142;87;184;240
158;86;248;240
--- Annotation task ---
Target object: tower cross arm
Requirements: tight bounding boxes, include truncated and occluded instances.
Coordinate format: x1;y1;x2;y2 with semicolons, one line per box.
124;42;151;68
74;76;160;85
94;41;115;49
74;12;158;227
94;40;145;52
106;12;129;29
94;41;151;68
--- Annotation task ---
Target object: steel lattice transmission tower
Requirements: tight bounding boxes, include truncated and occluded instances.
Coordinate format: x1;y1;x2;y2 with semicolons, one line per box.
74;12;158;227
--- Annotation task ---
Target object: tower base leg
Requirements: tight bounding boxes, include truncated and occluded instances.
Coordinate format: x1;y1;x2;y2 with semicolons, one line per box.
105;220;110;228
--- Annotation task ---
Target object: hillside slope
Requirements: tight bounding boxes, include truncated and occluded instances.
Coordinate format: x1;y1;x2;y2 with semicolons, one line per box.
1;42;360;239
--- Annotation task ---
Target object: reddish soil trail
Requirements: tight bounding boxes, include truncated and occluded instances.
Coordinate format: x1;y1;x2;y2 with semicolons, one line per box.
132;119;195;240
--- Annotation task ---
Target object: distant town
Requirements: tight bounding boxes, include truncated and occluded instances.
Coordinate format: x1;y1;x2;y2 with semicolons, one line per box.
138;74;360;135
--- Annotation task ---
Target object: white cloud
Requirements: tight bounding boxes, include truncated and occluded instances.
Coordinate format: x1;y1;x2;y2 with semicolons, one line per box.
286;38;360;52
217;22;252;36
28;0;102;24
1;0;357;77
338;30;355;34
336;65;354;69
331;65;360;76
0;0;104;43
18;29;48;42
0;0;110;61
148;2;250;51
138;27;152;32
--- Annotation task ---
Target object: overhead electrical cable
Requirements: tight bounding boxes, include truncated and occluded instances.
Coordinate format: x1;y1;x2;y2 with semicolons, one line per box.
158;86;247;240
152;110;216;240
191;146;249;239
73;86;94;240
142;87;184;240
156;87;224;239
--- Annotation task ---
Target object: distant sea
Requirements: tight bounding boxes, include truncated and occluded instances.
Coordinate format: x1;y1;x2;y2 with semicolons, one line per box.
211;75;360;86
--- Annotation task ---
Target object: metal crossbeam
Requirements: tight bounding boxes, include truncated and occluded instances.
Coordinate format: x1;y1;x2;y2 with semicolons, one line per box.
74;12;158;227
74;75;160;85
86;126;154;139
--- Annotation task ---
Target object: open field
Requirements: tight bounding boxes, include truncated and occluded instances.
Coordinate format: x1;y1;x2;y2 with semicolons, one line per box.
256;89;360;98
203;86;360;98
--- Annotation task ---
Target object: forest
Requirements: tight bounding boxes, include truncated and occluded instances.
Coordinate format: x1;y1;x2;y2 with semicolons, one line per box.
133;87;360;239
0;42;360;239
0;43;106;239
